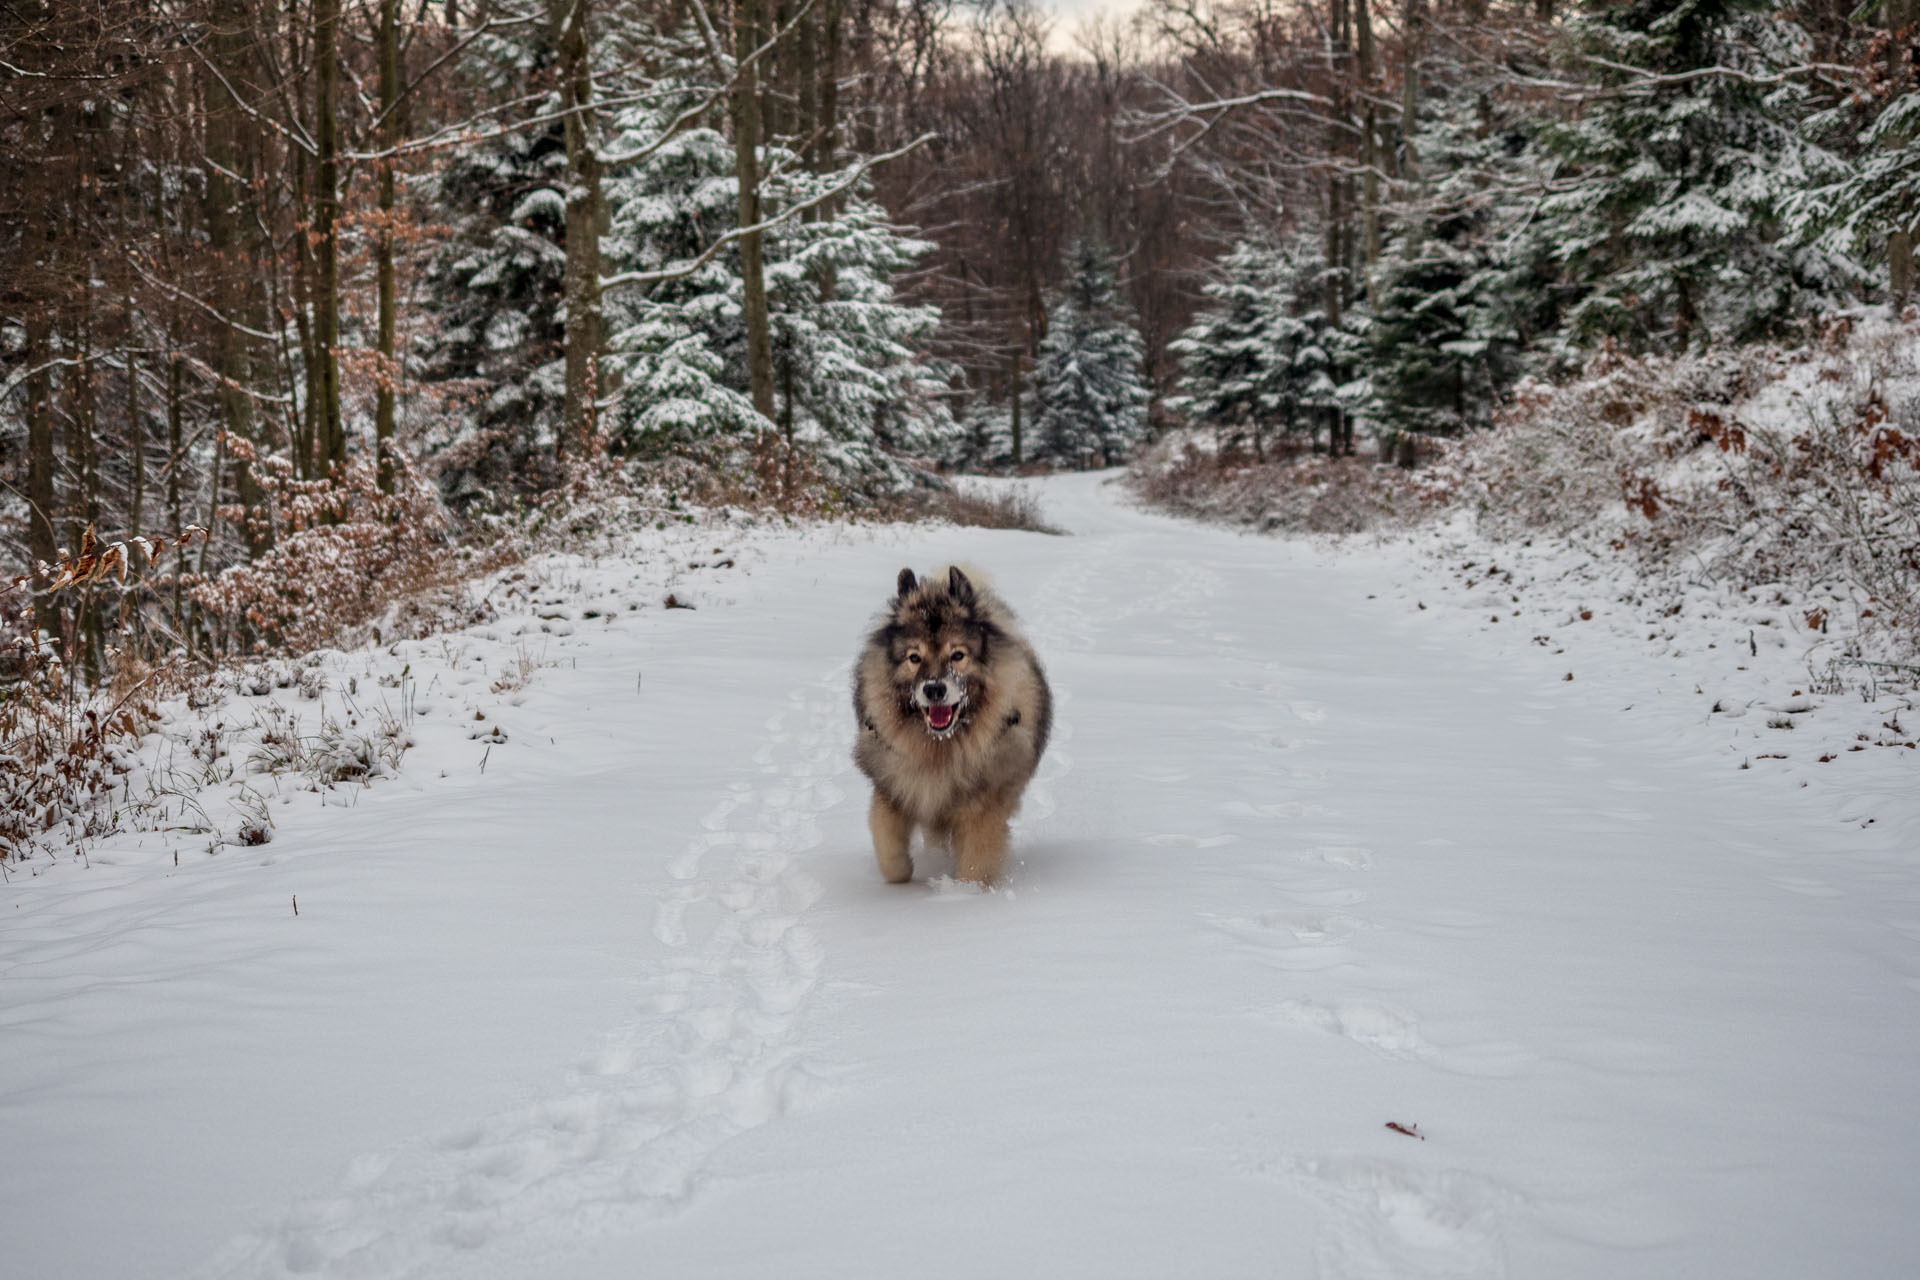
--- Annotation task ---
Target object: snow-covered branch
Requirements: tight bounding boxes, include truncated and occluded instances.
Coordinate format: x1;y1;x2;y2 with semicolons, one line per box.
598;133;936;293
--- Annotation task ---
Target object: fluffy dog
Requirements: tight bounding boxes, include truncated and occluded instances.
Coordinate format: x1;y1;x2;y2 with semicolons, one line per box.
852;565;1052;885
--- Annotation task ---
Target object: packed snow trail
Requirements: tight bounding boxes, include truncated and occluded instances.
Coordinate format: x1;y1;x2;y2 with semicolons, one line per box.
4;473;1917;1279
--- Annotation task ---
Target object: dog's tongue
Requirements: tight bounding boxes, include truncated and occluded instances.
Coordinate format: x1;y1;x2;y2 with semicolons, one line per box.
927;704;955;730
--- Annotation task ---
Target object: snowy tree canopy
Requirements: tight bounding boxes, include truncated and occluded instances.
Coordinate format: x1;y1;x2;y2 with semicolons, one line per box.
1536;0;1862;352
1030;235;1152;468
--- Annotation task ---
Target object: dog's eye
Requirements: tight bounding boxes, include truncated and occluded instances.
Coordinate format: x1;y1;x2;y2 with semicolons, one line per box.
950;650;966;663
905;653;922;666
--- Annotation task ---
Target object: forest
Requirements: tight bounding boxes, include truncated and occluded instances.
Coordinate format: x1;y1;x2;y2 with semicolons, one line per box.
4;0;1920;846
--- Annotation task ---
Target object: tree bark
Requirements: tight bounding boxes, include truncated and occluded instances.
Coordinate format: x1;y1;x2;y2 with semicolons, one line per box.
25;308;58;638
1009;345;1023;467
314;0;345;473
375;0;401;492
126;299;144;542
207;0;271;550
732;0;777;421
1355;0;1379;287
552;0;603;457
168;349;185;630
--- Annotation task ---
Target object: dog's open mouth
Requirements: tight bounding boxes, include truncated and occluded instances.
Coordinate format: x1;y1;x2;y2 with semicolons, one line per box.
924;703;957;733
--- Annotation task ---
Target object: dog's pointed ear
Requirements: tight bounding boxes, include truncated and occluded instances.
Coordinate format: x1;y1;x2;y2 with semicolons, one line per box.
896;568;917;598
948;566;976;604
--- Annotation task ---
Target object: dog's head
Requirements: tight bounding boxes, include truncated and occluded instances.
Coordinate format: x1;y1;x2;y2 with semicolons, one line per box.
875;566;1003;740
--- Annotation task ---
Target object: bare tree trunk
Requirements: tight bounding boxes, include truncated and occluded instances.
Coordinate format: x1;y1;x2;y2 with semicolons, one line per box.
168;350;185;632
25;308;58;638
817;0;841;301
126;299;144;541
375;0;401;492
1009;346;1023;467
291;142;320;479
1355;0;1379;287
1890;0;1915;308
1402;0;1423;183
552;0;604;457
314;0;345;473
207;0;271;550
732;0;777;421
68;304;102;682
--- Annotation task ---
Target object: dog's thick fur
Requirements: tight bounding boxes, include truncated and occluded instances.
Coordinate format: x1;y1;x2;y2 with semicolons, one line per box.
852;565;1052;885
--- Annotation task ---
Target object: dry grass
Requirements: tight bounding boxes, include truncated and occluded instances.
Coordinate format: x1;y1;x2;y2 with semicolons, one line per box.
1130;434;1446;535
922;483;1064;534
870;481;1065;534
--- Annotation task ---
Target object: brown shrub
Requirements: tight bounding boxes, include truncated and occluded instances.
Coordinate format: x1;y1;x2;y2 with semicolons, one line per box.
881;482;1065;534
1130;434;1446;535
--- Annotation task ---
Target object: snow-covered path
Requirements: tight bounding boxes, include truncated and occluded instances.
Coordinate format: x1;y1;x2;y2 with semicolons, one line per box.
6;473;1918;1279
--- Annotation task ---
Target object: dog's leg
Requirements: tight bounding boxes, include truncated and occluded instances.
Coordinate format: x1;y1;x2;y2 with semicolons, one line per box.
953;796;1013;886
869;790;915;884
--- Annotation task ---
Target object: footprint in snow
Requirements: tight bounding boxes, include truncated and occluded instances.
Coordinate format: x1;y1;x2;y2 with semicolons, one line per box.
1764;875;1842;899
1204;909;1363;948
1221;799;1330;819
1144;833;1238;848
1272;997;1438;1064
1309;845;1375;870
1282;1154;1516;1280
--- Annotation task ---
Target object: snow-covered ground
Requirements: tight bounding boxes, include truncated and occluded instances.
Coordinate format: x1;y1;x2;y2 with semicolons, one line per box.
4;472;1916;1279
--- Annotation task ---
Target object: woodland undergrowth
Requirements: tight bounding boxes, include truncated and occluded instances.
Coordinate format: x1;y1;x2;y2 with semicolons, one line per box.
4;440;1043;864
1132;314;1920;674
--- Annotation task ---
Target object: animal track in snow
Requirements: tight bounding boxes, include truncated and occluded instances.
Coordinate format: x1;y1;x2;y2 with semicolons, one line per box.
1272;998;1438;1064
1222;799;1331;819
1282;1155;1515;1280
1308;845;1375;870
1205;909;1363;948
1144;832;1238;849
200;672;850;1278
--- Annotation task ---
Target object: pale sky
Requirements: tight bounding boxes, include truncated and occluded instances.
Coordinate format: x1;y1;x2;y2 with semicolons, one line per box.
1031;0;1154;54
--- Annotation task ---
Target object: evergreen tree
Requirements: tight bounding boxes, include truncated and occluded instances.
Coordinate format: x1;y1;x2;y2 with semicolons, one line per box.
593;20;953;489
416;25;572;508
599;102;762;456
1538;0;1861;352
1367;83;1538;438
1030;235;1152;467
1167;240;1327;455
945;396;1021;471
761;179;957;480
1790;6;1920;304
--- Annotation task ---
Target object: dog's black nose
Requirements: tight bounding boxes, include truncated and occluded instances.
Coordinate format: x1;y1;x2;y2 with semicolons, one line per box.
922;680;947;702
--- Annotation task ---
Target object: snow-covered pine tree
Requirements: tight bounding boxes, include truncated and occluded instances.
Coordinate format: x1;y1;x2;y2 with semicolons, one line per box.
1537;0;1861;352
761;177;957;482
1790;2;1920;304
596;21;955;492
1030;235;1152;468
598;71;762;460
945;396;1021;472
415;23;571;509
1167;240;1327;456
1366;80;1538;439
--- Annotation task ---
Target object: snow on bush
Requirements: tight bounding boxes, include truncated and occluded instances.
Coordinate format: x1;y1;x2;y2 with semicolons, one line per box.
1444;314;1920;662
188;442;455;656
